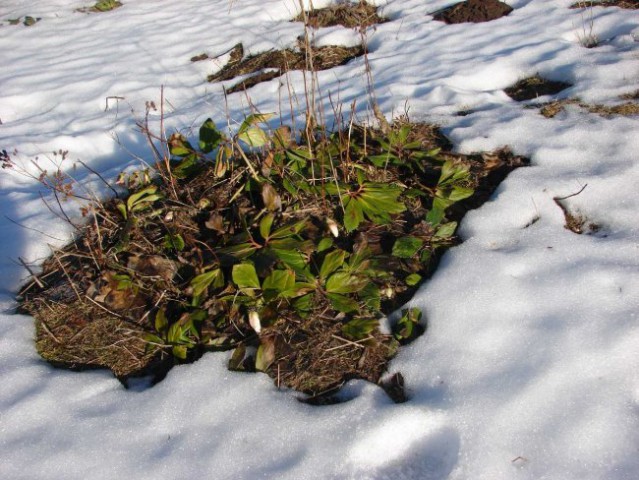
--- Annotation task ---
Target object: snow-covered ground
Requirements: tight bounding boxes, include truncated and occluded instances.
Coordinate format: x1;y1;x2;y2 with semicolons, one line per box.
1;0;638;478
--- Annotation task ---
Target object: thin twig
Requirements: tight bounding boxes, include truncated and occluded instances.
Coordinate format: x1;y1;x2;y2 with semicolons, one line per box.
5;216;66;241
327;334;370;351
51;249;83;303
554;183;588;201
77;160;120;198
17;257;45;288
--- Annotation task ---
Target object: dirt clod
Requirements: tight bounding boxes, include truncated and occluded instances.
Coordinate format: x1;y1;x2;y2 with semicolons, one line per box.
433;0;513;24
504;75;571;102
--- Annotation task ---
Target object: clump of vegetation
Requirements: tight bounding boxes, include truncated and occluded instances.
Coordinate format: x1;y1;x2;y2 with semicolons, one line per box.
7;16;41;26
17;106;527;400
570;1;639;9
538;98;639;118
293;1;386;29
76;1;123;13
504;75;572;102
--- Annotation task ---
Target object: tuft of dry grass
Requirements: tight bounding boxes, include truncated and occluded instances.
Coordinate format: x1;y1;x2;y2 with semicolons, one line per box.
293;1;386;29
504;76;572;102
538;98;639;118
570;1;639;9
207;43;365;93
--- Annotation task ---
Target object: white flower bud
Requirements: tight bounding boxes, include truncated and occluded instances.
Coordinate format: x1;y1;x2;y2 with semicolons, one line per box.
327;218;339;238
248;310;261;334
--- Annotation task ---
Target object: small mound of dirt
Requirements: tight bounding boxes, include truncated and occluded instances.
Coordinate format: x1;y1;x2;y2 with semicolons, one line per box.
294;2;386;29
504;75;572;102
570;1;639;9
208;42;364;93
433;0;513;24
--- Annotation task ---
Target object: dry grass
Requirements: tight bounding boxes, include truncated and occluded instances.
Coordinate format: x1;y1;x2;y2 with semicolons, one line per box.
504;75;572;102
293;2;386;29
570;1;639;8
539;98;639;118
207;42;364;93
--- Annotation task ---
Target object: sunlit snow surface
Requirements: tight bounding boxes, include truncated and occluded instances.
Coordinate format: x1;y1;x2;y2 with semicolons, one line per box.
1;1;638;478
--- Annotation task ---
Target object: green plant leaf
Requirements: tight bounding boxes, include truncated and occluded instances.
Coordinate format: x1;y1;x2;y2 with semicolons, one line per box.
325;272;367;294
154;309;168;334
393;308;424;343
320;249;347;279
199;118;223;153
259;213;275;240
426;196;452;226
270;219;307;239
232;263;260;289
172;153;201;179
191;268;224;298
360;283;381;311
172;345;188;360
292;293;313;313
359;183;405;215
449;185;474;202
145;333;165;347
342;317;378;340
405;273;422;286
163;233;185;251
317;237;334;253
116;202;128;219
343;198;365;232
238;126;269;148
238;113;275;134
127;185;162;212
168;133;194;157
392;236;424;258
262;269;295;292
327;293;359;313
281;282;316;298
271;248;309;277
434;221;457;238
218;242;257;260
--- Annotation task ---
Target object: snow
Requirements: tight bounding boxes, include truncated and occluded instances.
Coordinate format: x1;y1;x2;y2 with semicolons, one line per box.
1;0;638;478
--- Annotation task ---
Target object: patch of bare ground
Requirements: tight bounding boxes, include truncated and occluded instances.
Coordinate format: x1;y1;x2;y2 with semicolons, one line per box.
504;75;572;102
570;1;639;9
207;42;364;94
18;120;527;402
620;89;639;100
294;1;386;29
433;0;513;24
538;98;639;118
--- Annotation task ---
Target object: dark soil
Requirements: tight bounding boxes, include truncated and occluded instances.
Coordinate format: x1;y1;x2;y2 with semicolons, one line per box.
208;42;364;93
504;75;572;102
294;2;386;29
570;1;639;8
19;122;527;402
433;0;513;24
